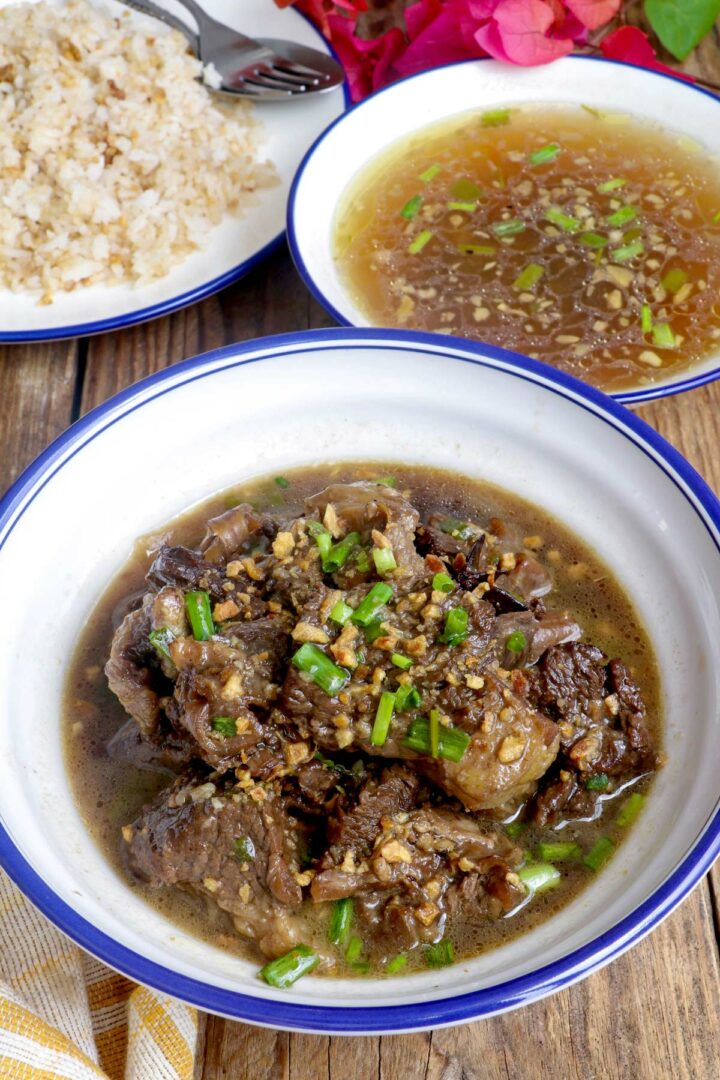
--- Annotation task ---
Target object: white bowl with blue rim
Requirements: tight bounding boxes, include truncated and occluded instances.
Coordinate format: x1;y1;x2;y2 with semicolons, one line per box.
287;57;720;406
1;327;719;1033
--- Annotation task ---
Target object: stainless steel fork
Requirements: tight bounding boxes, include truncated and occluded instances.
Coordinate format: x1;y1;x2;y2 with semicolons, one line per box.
118;0;344;99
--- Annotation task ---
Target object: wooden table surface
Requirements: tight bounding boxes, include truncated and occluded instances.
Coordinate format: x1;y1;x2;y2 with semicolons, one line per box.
3;29;720;1080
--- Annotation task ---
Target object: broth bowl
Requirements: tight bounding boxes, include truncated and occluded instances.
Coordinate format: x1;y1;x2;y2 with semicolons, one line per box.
287;56;720;405
1;328;720;1034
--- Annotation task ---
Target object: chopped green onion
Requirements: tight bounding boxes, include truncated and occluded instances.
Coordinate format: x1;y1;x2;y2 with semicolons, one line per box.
506;821;525;838
579;231;608;248
505;630;526;654
373;545;397;576
481;108;511;127
310;524;332;564
375;475;397;487
345;936;363;964
518;863;561;893
274;476;290;489
307;519;328;537
545;207;580;232
585;773;609;791
513;263;544;291
292;643;349;696
364;619;387;644
458;243;496;256
641;304;653;334
429;708;440;759
350;961;370;973
234;836;255;862
438;517;473;539
260;945;319;988
713;209;720;223
581;104;604;118
439;606;469;647
370;691;396;747
529;142;560;165
395;684;422;712
212;716;238;737
328;897;353;946
403;716;471;762
597;177;627;193
616;792;645;826
606;205;637;227
408;229;433;254
624;226;643;242
447;201;477;212
185;591;214;641
652;322;676;349
536;841;581;862
583;836;614;871
400;194;423;220
419;164;441;182
323;531;361;573
432;572;454;594
391;652;413;671
451;178;482;200
493;218;525;237
425;940;454;968
612;240;644;262
149;627;175;661
661;268;688;294
329;600;354;626
351;583;393;627
386;954;407;974
354;548;370;574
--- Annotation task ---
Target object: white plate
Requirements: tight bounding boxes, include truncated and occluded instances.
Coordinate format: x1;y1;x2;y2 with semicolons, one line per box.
0;0;347;342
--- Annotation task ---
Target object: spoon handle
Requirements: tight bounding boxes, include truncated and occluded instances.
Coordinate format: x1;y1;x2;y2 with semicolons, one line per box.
117;0;199;53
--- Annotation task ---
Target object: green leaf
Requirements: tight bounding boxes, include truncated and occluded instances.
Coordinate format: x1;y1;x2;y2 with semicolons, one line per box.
645;0;720;61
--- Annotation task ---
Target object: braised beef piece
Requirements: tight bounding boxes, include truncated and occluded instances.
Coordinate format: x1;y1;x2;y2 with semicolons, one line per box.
320;765;420;866
147;545;228;600
126;773;310;958
495;609;582;668
106;718;194;773
105;604;163;736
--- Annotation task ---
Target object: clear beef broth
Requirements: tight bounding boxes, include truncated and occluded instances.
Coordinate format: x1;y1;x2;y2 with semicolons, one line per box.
63;463;661;978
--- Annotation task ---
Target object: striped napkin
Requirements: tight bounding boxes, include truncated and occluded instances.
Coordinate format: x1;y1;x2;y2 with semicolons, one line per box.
0;871;199;1080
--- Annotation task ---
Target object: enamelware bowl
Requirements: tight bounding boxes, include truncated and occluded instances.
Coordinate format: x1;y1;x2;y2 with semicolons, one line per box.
287;56;720;406
1;328;719;1034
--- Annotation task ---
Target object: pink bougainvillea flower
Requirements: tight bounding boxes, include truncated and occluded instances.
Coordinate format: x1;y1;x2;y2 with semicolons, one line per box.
472;0;574;66
325;12;406;100
564;0;621;30
394;0;485;78
600;26;697;84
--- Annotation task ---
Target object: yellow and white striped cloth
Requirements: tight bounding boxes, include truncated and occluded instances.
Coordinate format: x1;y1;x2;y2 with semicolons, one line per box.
0;871;199;1080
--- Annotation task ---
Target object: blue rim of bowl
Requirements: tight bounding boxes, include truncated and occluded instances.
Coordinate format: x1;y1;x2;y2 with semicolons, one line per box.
1;326;720;1033
286;54;720;407
0;10;350;345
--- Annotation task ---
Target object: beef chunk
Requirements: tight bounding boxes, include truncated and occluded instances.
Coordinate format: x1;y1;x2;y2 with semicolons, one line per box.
321;765;420;865
527;642;606;723
495;609;583;667
147;545;227;600
201;503;265;564
106;718;194;773
105;603;161;735
126;774;309;958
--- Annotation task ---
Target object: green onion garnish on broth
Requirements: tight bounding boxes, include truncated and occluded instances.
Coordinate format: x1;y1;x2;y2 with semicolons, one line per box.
274;476;290;489
447;201;477;212
373;545;398;576
652;322;676;349
545;207;580;232
374;474;397;487
713;209;720;223
506;821;525;838
185;590;215;641
323;531;361;574
440;606;469;647
513;263;544;291
438;517;473;539
661;267;688;294
260;945;319;988
328;897;353;946
419;163;441;182
481;108;511;126
451;178;483;201
518;863;561;893
606;205;637;227
528;142;560;165
329;599;354;626
581;104;604;119
370;691;396;747
612;240;644;263
492;218;525;237
354;548;370;574
233;836;255;862
395;683;422;712
425;940;454;968
391;652;413;670
505;630;526;653
149;626;175;661
351;582;393;626
364;619;386;644
345;936;363;964
585;773;609;791
212;716;238;737
579;231;608;248
458;243;496;256
407;229;433;254
432;572;454;593
597;177;627;193
583;836;614;871
536;841;581;862
291;643;349;696
429;708;440;758
403;716;471;762
641;304;653;334
616;791;646;826
386;954;408;974
400;194;423;220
